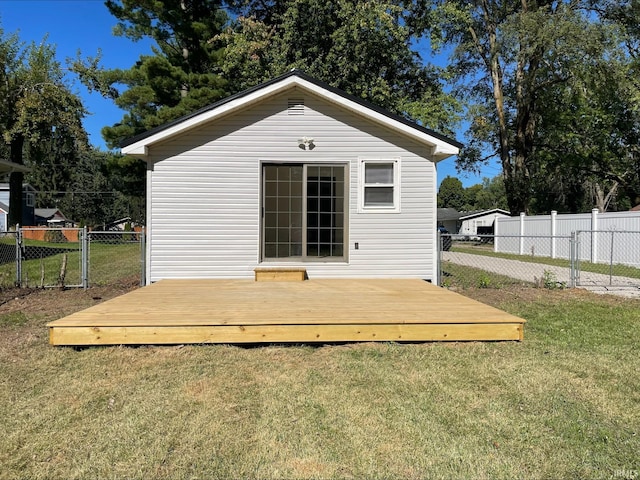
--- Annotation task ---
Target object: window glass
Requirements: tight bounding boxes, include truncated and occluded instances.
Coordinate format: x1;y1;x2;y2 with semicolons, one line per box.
364;187;394;206
365;163;393;184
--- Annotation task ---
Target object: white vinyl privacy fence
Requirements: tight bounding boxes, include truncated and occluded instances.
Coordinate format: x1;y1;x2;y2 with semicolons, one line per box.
0;227;145;289
439;231;640;289
495;210;640;267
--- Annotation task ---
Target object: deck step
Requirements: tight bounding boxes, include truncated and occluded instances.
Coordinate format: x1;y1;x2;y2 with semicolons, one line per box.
254;267;307;282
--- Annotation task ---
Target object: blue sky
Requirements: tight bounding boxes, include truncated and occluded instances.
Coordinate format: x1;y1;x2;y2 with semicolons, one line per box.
0;0;500;187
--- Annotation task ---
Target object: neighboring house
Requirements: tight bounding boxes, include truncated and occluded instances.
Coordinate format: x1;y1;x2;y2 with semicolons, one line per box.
437;207;511;235
459;209;511;236
436;208;460;233
0;183;36;226
99;217;134;231
120;70;461;283
35;208;73;227
631;204;640;212
0;201;8;231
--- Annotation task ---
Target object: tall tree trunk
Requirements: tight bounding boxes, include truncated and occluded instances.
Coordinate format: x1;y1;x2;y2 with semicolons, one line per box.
593;181;619;212
468;7;519;214
180;0;190;98
8;135;25;228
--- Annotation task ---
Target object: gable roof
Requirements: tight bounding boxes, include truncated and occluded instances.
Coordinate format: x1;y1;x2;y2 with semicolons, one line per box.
35;208;67;220
437;207;511;222
120;70;462;161
459;208;511;221
437;208;461;221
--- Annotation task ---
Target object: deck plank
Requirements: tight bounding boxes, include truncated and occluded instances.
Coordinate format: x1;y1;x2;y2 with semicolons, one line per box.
47;279;525;345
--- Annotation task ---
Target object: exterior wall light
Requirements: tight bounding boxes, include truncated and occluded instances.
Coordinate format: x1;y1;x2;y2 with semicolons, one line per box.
298;137;315;150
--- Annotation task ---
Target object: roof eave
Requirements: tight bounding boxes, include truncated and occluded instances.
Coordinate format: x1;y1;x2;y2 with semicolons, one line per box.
121;71;461;158
458;208;511;220
0;159;31;173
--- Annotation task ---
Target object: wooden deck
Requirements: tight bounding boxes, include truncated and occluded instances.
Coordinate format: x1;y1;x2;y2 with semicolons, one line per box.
47;279;525;345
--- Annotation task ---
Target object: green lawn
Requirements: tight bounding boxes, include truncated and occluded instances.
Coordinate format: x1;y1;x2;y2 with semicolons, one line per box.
87;241;142;285
0;279;638;479
0;240;141;288
441;261;532;289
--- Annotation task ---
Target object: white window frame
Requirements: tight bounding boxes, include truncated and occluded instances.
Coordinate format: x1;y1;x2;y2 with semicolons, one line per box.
25;192;35;208
358;158;401;213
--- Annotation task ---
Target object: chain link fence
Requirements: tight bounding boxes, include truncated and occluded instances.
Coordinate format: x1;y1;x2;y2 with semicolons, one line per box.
19;228;84;288
0;227;145;290
439;234;572;290
0;231;19;288
88;231;145;286
575;230;640;287
438;232;640;290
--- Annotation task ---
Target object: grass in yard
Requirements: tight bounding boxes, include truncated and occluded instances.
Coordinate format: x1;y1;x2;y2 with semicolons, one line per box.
441;261;531;290
452;243;640;279
0;283;638;479
87;242;141;285
0;241;141;288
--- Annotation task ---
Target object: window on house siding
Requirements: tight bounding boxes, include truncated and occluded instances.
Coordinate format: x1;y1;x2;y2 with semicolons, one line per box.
359;159;400;213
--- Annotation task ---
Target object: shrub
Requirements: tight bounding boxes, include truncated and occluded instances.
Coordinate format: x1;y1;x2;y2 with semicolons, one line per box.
43;229;67;244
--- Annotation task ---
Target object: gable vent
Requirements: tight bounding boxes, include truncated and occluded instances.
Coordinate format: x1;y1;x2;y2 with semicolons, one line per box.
288;99;305;115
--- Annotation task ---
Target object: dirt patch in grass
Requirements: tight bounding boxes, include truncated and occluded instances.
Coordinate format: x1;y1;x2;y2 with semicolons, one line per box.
0;275;139;317
0;276;140;351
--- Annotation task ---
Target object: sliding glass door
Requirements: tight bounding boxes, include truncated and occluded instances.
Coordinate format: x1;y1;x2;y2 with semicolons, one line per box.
263;164;346;260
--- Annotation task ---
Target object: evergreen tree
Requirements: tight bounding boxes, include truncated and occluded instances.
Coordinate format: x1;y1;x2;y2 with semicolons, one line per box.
437;176;465;209
75;0;229;148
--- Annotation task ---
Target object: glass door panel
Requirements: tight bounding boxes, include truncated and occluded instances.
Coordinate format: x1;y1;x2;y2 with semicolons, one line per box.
263;165;303;258
306;165;345;258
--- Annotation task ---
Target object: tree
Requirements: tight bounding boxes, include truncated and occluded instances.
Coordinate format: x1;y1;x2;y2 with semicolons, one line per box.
530;47;639;212
440;175;509;211
596;0;640;208
437;176;465;209
473;176;508;211
0;28;88;226
413;1;624;214
216;0;461;134
75;0;229;148
55;149;146;226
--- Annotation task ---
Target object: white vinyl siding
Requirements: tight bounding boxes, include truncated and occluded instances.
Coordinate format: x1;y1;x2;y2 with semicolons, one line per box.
146;88;437;281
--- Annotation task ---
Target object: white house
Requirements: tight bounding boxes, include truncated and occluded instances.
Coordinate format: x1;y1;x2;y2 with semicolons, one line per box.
121;70;461;284
458;208;511;236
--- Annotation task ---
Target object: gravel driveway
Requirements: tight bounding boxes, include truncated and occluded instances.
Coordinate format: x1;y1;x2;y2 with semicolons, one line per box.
442;251;640;299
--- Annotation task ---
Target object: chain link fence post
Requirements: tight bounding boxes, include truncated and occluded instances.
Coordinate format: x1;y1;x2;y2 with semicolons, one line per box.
140;227;146;287
15;225;22;288
436;228;441;286
81;226;89;289
570;231;576;288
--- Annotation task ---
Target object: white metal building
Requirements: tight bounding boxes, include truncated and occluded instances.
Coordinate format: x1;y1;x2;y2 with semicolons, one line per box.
121;71;461;283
